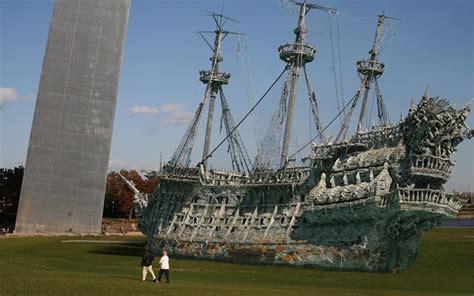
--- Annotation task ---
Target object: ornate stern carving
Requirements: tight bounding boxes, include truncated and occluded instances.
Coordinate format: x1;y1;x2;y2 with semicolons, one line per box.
404;97;472;181
399;96;472;216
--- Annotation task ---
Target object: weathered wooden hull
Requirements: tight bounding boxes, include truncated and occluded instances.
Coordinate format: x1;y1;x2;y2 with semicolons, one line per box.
134;96;469;273
152;210;447;273
138;176;457;272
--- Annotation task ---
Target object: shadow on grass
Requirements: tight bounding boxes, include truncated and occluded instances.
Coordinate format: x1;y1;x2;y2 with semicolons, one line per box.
88;241;145;257
112;275;143;282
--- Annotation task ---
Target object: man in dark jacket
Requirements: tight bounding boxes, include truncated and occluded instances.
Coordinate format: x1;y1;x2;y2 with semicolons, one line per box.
141;244;157;282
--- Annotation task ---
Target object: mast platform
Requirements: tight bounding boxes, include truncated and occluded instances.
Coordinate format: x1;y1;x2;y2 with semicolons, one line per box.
356;60;384;76
199;70;230;85
278;43;316;64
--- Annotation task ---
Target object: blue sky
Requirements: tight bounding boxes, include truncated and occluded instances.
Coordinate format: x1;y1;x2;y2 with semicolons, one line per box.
0;0;472;191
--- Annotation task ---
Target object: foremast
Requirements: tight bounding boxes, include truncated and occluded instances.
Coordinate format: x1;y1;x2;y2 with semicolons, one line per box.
252;2;336;171
201;18;227;167
168;12;251;174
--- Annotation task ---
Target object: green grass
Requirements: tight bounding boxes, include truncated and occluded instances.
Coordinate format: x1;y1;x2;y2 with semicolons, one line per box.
0;228;473;296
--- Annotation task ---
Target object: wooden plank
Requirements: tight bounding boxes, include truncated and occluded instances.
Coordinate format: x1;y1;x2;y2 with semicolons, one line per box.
190;204;209;241
263;205;278;239
285;202;301;241
225;208;240;240
242;207;258;242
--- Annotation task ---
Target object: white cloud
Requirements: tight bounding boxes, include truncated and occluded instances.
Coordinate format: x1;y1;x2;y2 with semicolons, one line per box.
0;87;35;108
130;103;193;125
130;103;182;115
0;87;19;108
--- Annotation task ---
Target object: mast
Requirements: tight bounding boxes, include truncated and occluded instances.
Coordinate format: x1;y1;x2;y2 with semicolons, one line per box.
278;1;336;168
169;12;243;169
201;28;224;166
356;14;388;132
198;12;249;171
336;13;397;142
279;3;306;168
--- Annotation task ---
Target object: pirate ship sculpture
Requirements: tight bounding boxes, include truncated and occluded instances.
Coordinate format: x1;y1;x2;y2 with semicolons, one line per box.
120;2;472;272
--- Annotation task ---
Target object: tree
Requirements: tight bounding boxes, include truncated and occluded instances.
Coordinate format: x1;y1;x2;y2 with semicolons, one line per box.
103;170;158;219
103;172;127;218
0;166;24;229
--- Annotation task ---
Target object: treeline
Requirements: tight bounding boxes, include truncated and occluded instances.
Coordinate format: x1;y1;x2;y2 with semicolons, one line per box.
0;166;24;230
0;166;158;230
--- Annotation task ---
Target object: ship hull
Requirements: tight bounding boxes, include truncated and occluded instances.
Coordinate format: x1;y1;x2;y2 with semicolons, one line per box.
138;175;454;273
153;207;446;272
134;96;469;273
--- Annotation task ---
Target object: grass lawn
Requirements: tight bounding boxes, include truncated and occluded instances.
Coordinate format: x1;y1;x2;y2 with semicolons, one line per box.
0;228;473;296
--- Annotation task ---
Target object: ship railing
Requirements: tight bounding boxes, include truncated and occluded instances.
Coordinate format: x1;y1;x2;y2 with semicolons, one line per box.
251;167;311;184
203;169;249;185
353;124;400;142
160;165;311;185
410;155;452;179
311;124;400;157
160;165;200;179
397;187;462;211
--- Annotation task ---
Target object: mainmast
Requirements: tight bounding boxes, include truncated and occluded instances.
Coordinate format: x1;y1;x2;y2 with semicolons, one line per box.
278;1;337;168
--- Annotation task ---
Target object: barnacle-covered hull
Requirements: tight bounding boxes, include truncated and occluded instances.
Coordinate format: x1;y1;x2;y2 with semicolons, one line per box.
140;184;454;272
134;97;471;273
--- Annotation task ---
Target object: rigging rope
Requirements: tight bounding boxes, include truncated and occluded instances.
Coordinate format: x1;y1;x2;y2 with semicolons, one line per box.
253;73;290;170
378;18;401;54
238;36;260;147
200;64;290;165
307;17;371;38
327;12;342;123
219;86;252;173
170;42;221;166
375;78;390;125
368;86;376;127
303;65;325;142
336;12;345;115
288;91;358;160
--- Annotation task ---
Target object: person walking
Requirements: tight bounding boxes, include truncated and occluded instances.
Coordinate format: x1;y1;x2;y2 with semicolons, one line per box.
141;244;157;282
158;250;170;283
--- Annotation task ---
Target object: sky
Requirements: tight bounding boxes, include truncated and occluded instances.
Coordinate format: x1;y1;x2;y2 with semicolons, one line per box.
0;0;472;191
